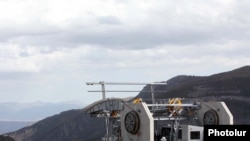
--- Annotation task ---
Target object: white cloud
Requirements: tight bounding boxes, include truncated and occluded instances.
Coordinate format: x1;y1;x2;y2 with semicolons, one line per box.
1;41;249;76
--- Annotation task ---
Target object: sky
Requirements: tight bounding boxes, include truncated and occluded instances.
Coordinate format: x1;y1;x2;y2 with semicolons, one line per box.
0;0;250;105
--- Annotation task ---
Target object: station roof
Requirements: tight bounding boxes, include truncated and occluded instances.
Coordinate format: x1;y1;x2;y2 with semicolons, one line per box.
84;97;133;117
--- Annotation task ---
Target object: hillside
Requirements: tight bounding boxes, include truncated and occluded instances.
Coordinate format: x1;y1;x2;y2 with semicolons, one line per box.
138;65;250;124
5;109;106;141
0;135;15;141
5;65;250;141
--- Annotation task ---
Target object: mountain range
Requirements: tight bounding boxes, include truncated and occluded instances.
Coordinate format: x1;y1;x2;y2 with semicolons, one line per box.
0;101;85;134
4;65;250;141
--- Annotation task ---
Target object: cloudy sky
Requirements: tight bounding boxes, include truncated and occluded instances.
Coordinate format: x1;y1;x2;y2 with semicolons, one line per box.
0;0;250;104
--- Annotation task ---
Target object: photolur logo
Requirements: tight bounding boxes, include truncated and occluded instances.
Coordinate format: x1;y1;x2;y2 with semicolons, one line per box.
204;125;250;141
208;129;247;136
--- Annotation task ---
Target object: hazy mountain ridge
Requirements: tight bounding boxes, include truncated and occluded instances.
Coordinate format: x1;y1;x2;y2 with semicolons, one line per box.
0;101;85;135
0;101;85;121
5;65;250;141
0;121;34;135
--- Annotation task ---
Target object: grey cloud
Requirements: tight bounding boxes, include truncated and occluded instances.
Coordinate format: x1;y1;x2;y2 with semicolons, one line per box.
0;72;35;80
19;51;30;57
1;0;250;50
66;24;249;49
98;16;121;25
2;17;250;51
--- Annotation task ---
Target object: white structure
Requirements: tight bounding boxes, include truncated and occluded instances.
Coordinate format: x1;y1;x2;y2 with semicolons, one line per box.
197;101;233;125
118;100;233;141
178;125;203;141
120;102;154;141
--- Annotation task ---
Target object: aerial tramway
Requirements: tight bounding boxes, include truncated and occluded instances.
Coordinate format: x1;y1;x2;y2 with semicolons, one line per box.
85;81;233;141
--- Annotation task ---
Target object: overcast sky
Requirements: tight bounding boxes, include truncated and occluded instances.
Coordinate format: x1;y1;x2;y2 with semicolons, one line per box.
0;0;250;104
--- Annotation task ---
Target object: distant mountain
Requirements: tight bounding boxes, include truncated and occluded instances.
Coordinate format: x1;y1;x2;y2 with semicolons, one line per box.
5;65;250;141
0;101;85;121
0;121;34;135
0;101;85;135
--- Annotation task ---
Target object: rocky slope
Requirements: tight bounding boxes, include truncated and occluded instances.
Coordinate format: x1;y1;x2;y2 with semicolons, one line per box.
138;65;250;124
0;135;15;141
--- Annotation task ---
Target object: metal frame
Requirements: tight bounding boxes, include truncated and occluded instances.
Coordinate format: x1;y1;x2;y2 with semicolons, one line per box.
86;81;167;103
